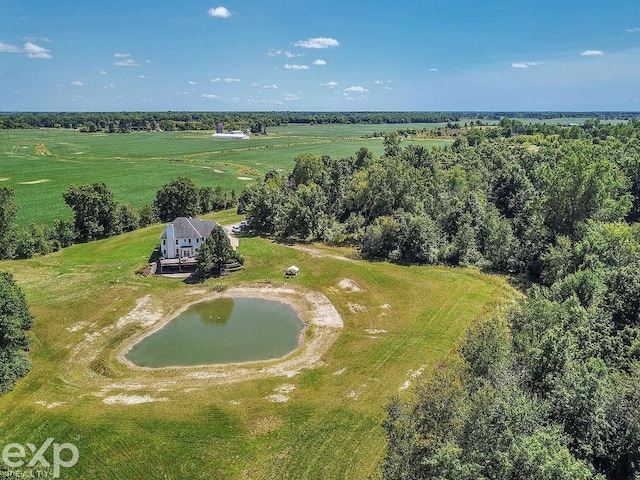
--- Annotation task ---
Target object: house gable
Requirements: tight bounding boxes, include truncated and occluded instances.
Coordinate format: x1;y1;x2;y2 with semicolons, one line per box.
160;217;219;259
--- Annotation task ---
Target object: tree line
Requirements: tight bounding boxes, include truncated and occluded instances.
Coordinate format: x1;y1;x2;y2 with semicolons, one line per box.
0;178;236;260
3;111;637;134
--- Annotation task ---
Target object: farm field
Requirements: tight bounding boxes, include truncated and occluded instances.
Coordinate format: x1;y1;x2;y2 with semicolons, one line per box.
0;209;514;479
0;126;450;226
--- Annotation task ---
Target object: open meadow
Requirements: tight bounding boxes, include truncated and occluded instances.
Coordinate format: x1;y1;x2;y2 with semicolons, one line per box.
0;125;450;227
0;209;514;479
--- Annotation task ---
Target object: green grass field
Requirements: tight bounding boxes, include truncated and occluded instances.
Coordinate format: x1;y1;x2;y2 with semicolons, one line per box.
0;126;450;227
0;209;514;479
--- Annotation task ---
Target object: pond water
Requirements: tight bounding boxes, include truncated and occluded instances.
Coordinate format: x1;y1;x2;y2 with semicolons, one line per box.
125;297;305;367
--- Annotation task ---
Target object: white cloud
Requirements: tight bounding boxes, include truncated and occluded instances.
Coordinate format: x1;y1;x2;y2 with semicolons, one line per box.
283;93;299;101
114;58;139;67
211;77;221;82
24;36;51;44
321;81;339;88
1;41;53;59
224;78;239;82
104;83;116;89
581;50;603;56
113;52;130;58
268;49;303;58
99;70;108;75
70;81;86;86
344;85;368;93
625;27;640;33
23;42;53;59
175;91;190;95
0;42;22;53
207;6;232;18
264;84;278;89
429;68;439;72
313;59;326;65
284;64;309;70
512;61;543;69
294;37;339;49
201;94;218;99
189;81;196;85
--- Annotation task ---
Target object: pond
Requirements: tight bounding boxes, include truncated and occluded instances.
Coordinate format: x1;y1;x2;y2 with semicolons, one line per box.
124;297;305;367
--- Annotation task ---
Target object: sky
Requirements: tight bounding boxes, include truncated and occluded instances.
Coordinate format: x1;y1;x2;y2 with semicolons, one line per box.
2;1;640;112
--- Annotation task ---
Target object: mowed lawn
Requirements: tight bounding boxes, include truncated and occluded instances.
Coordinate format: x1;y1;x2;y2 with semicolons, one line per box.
0;210;513;479
0;127;450;227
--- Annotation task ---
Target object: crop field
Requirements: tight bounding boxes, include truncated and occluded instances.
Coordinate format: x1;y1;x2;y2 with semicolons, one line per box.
0;125;450;226
0;209;514;479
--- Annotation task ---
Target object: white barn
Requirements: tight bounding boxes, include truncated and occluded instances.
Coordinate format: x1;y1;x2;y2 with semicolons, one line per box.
159;217;219;259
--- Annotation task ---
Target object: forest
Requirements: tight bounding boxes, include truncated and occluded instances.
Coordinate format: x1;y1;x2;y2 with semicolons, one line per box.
239;121;640;479
1;111;638;133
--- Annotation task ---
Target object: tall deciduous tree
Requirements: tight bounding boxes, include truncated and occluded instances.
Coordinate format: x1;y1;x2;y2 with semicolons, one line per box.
0;187;18;259
63;183;121;242
153;177;200;222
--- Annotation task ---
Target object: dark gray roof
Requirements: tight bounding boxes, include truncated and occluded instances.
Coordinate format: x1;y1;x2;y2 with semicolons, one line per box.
160;217;219;240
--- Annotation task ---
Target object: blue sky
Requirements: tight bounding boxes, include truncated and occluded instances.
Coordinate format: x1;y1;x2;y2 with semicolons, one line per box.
2;1;640;111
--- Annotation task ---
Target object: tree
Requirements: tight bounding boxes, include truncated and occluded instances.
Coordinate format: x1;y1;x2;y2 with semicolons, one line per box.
0;187;18;259
196;224;239;278
538;143;631;237
276;182;330;241
0;272;33;394
153;177;200;222
290;153;326;187
138;204;156;227
62;183;121;242
118;204;139;233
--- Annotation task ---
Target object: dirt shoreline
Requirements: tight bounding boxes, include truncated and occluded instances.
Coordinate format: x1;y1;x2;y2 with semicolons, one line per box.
111;284;343;382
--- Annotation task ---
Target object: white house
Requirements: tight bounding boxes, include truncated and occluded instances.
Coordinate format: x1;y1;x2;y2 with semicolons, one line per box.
159;217;219;259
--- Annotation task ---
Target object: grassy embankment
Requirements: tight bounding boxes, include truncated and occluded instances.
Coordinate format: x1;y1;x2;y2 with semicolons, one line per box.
0;208;514;479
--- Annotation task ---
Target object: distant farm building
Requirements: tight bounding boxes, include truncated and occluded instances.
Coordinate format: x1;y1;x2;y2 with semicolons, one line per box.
211;122;249;139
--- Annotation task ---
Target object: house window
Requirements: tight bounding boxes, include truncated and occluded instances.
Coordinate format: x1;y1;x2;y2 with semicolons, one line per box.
162;239;166;246
176;239;179;245
188;238;191;244
163;249;167;256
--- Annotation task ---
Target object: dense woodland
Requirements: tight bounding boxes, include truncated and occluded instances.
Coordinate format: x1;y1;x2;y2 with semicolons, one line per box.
238;122;640;479
1;117;640;477
1;111;638;133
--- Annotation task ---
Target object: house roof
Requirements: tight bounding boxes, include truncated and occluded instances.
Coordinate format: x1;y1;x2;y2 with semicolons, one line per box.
160;217;218;240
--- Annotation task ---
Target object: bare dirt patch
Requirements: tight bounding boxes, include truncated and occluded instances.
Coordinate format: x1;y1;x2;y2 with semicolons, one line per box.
18;179;51;185
103;394;168;405
338;278;361;292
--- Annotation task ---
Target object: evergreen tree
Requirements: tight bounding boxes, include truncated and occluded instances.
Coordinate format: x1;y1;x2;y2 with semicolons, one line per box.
0;272;33;394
